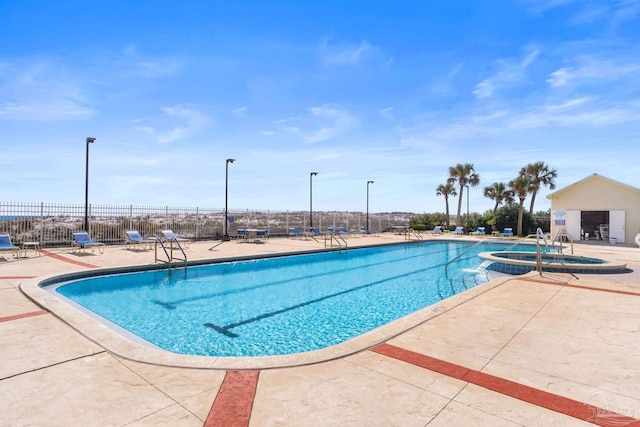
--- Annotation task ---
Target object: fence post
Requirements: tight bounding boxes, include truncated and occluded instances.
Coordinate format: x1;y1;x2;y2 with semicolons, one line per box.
40;202;44;244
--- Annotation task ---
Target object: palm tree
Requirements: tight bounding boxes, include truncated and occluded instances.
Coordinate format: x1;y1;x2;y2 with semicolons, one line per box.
483;182;514;213
508;176;530;236
436;183;457;226
519;162;557;216
447;163;480;226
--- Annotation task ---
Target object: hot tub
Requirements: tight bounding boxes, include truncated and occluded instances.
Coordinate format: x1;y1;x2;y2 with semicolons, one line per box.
478;251;627;274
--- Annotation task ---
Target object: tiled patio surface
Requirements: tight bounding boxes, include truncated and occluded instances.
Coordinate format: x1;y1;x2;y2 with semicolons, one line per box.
1;233;639;426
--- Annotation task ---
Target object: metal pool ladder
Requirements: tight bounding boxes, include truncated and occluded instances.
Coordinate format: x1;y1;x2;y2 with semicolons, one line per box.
155;238;188;269
405;228;424;241
324;231;348;252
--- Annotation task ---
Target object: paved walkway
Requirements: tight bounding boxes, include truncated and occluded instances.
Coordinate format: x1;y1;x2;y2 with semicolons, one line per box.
1;234;640;426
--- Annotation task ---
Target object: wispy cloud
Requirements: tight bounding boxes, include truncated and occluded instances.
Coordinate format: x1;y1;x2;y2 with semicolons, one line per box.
526;0;640;27
612;0;640;25
378;107;394;120
430;63;464;95
320;38;377;66
523;0;583;15
134;105;211;144
282;105;358;143
0;59;94;120
118;45;186;78
232;107;248;117
411;96;640;145
547;56;640;88
509;99;639;128
473;47;540;98
569;4;610;24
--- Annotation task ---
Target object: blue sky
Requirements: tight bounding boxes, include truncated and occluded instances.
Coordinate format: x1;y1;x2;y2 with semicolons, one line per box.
1;1;639;214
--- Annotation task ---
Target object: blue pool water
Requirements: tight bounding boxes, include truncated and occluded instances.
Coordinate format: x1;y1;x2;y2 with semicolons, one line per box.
53;241;521;357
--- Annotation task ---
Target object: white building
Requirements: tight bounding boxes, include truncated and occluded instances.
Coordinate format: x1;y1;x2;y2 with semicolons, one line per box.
546;173;640;245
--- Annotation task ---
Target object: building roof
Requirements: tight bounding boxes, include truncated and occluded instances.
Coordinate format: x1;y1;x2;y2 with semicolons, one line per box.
546;173;640;199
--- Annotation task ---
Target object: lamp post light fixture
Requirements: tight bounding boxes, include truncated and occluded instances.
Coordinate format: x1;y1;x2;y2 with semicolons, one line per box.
224;158;236;241
309;172;318;230
84;137;96;232
366;180;374;232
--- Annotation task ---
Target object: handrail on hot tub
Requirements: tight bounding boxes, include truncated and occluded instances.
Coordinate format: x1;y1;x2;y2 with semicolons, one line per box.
504;228;550;253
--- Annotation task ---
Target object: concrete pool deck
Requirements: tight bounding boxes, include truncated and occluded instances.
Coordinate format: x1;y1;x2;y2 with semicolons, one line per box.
1;233;640;426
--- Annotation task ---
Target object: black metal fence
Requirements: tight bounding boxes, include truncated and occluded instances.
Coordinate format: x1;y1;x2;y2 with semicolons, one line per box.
0;202;415;247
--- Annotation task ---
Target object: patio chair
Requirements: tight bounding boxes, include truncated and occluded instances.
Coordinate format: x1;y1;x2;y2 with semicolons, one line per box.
310;227;324;236
256;228;269;241
427;225;443;234
236;228;248;240
453;226;464;236
0;233;20;259
72;232;105;254
124;230;154;251
288;227;307;238
339;226;356;236
470;227;485;236
502;228;514;237
161;230;190;249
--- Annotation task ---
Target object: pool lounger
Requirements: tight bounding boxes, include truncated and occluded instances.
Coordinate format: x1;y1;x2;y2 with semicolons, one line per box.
71;232;105;254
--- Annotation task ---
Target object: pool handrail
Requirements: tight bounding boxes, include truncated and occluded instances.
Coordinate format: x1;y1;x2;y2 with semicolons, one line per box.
405;228;424;241
550;228;574;255
154;237;187;269
324;230;348;251
444;239;485;276
504;228;550;253
497;228;557;275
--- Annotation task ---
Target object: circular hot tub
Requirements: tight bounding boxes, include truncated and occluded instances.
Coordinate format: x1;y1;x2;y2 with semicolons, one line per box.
478;251;628;274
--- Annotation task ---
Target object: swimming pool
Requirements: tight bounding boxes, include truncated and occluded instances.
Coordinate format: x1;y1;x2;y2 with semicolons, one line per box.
45;241;518;359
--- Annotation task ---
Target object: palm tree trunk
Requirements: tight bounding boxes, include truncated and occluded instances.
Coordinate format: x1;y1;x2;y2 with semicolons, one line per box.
518;200;525;236
456;186;464;225
445;198;450;226
528;191;537;216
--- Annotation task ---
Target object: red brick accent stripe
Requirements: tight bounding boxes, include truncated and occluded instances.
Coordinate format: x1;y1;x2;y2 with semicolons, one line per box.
39;249;101;269
522;278;640;297
0;310;48;323
0;276;36;280
205;370;260;427
372;343;640;426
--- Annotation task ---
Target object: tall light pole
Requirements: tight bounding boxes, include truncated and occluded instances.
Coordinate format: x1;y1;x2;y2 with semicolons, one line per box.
309;172;318;230
84;137;96;232
224;158;235;240
366;180;374;232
